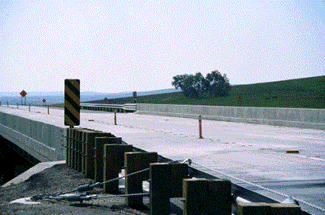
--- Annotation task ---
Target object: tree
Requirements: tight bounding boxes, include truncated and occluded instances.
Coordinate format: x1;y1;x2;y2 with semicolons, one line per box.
172;73;208;98
206;71;231;97
172;71;231;98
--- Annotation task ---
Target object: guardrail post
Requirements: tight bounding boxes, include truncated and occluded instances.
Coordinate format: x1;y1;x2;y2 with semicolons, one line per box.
183;178;231;215
94;137;122;183
84;131;112;178
170;163;188;198
208;179;232;215
183;179;208;215
71;128;78;169
125;152;158;208
66;127;73;167
149;162;188;215
75;128;88;172
103;143;133;193
81;130;92;173
150;163;170;215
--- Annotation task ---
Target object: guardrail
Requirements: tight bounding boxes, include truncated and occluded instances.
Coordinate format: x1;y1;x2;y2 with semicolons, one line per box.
80;103;137;113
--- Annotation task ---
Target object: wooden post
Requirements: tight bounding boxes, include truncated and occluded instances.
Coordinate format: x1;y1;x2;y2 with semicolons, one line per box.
66;127;73;167
150;162;188;215
183;178;231;215
125;152;157;207
94;136;122;183
84;131;112;178
207;179;232;215
150;163;170;215
183;179;208;215
103;143;132;193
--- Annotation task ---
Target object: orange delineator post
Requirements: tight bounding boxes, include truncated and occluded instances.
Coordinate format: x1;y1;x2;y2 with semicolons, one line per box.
199;115;202;139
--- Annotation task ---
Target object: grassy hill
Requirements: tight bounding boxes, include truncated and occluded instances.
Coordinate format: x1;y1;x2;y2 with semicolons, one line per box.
103;76;325;109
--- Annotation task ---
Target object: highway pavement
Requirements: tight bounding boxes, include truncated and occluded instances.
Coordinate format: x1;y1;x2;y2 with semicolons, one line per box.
1;105;325;214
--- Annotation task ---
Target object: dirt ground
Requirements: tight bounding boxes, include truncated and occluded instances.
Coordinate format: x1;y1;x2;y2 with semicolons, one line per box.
0;164;155;215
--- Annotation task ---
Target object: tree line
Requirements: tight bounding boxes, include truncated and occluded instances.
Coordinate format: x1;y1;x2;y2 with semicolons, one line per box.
172;71;231;98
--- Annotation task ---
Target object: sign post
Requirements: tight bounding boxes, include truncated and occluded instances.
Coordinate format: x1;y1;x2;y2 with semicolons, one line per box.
133;91;137;103
64;79;80;127
20;90;27;105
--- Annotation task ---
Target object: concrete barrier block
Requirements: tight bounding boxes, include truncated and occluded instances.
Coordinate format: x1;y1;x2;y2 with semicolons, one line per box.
237;203;272;215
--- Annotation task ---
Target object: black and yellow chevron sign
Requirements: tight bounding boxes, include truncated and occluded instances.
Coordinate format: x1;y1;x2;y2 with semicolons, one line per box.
64;79;80;126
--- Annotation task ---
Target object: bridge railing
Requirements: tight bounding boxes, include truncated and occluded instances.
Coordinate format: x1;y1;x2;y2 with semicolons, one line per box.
80;103;137;113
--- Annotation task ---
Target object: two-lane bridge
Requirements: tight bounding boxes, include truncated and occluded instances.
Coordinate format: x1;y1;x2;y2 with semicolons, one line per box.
0;104;324;214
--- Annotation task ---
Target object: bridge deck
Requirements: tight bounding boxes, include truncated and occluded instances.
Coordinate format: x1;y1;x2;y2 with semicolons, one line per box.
1;105;324;214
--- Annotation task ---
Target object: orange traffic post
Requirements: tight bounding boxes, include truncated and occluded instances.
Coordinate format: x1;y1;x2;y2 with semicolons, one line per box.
114;109;117;125
199;115;203;139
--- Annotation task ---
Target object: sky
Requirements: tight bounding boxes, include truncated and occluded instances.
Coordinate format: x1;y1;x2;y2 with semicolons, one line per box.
0;0;324;93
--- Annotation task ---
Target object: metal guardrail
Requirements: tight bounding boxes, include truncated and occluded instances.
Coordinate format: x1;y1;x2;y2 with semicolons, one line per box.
80;103;137;112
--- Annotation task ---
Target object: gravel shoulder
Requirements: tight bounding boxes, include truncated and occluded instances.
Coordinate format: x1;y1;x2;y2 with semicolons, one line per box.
0;164;153;215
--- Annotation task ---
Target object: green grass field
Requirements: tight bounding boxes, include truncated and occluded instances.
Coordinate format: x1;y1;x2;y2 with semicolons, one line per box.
135;76;325;109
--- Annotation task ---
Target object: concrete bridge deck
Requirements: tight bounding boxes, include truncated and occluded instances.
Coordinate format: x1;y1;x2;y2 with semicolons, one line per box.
0;105;324;214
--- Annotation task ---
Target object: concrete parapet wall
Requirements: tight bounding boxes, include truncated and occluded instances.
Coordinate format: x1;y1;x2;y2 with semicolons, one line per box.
136;104;325;130
0;112;65;161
